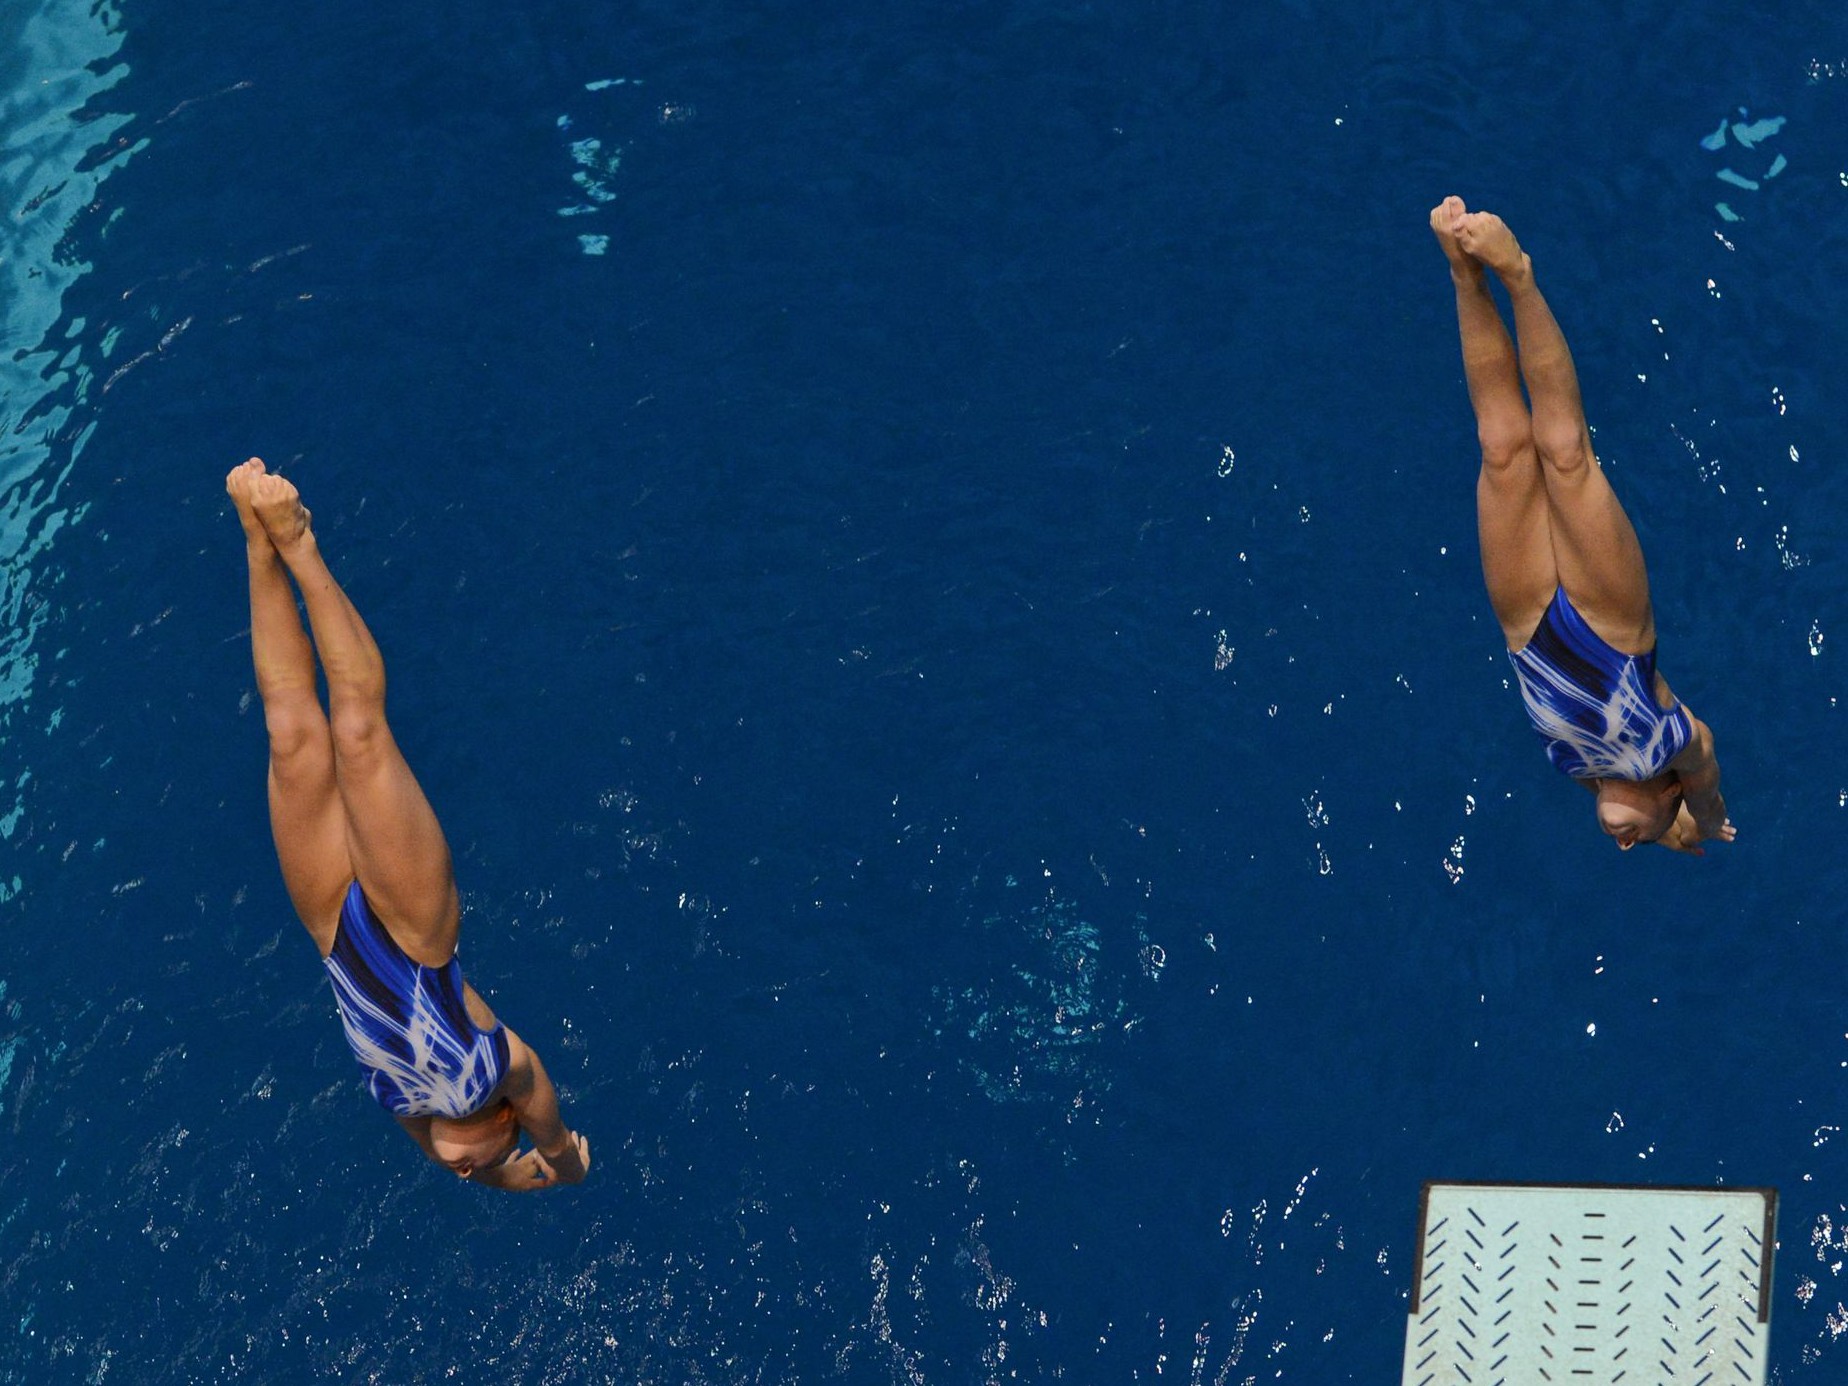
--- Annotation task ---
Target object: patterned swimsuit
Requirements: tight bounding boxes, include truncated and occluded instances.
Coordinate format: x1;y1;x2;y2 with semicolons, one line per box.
323;882;510;1118
1508;587;1693;781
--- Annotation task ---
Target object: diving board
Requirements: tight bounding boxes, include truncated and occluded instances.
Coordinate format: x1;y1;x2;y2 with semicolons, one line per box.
1402;1181;1777;1385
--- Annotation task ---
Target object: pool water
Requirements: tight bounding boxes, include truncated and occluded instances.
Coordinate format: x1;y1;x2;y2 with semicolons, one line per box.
5;0;1848;1379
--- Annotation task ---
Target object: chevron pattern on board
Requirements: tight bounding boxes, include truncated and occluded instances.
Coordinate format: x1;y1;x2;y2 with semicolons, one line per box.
1402;1182;1775;1386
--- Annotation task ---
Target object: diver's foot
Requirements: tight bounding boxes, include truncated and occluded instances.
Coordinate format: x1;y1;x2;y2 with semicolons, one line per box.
248;467;314;555
1455;210;1532;286
225;457;275;547
1429;196;1480;281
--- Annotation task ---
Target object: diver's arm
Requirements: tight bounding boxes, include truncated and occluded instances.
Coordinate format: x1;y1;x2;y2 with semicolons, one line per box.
1667;715;1732;844
500;1031;590;1185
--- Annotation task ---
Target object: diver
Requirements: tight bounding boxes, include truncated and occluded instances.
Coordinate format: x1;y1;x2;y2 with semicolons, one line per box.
227;457;590;1186
1430;199;1734;853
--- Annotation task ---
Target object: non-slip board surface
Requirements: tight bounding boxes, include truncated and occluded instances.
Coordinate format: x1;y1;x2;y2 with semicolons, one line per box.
1403;1182;1776;1385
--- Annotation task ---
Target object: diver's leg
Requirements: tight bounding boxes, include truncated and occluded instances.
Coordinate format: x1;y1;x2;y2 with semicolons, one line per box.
227;459;350;946
1432;197;1554;647
1457;211;1654;651
247;469;461;967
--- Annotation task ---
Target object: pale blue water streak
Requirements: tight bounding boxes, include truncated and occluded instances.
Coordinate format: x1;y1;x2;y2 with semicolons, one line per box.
0;3;138;1368
0;0;138;870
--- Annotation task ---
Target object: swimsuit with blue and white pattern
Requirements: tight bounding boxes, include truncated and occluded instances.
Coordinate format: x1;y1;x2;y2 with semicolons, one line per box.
323;882;510;1118
1508;587;1693;781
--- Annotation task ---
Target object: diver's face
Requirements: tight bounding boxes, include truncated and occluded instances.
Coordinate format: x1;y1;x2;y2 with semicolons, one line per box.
429;1105;519;1177
1595;778;1683;850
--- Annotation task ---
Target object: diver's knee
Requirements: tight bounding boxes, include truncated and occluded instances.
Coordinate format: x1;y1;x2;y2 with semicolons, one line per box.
1535;432;1593;480
329;707;392;766
265;700;328;765
1477;425;1534;477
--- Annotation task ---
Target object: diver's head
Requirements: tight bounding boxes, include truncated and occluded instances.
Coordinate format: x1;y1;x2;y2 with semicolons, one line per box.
1594;773;1683;850
428;1100;519;1177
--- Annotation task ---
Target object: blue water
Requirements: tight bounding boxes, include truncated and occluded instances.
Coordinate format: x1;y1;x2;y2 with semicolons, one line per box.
6;0;1848;1379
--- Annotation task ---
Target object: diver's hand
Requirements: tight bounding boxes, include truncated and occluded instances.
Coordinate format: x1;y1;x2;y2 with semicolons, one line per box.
535;1131;590;1186
1658;801;1735;855
467;1148;555;1191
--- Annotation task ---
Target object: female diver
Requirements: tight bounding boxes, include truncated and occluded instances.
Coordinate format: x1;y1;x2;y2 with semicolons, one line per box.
1431;199;1734;853
228;457;590;1186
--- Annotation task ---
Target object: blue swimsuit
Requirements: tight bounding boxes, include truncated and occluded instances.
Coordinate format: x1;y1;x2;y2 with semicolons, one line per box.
1508;588;1693;781
323;882;510;1119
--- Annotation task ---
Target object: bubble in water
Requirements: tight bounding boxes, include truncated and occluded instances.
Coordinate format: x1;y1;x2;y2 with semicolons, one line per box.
1442;836;1465;884
1217;446;1235;477
1140;943;1166;978
1775;525;1808;569
1810;620;1825;656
